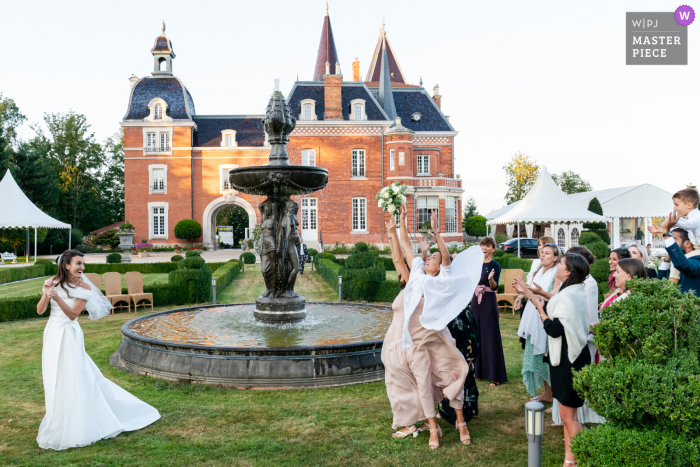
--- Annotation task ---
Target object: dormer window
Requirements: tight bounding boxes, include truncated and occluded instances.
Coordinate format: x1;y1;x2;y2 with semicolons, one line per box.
220;130;238;147
350;99;366;121
154;104;162;120
300;99;317;121
145;98;172;123
411;112;422;122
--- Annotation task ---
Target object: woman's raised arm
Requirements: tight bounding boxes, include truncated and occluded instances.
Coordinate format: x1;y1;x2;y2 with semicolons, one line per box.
399;205;416;265
429;210;451;266
386;219;410;282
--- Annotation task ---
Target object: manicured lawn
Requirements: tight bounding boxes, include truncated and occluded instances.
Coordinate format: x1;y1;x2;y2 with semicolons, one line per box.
0;266;574;466
0;274;170;299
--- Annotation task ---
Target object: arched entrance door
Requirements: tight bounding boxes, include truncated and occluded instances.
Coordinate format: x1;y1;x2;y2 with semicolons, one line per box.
216;205;248;247
202;196;257;249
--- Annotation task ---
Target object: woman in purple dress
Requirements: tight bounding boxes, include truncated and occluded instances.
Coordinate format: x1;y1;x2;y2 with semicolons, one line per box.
471;237;508;386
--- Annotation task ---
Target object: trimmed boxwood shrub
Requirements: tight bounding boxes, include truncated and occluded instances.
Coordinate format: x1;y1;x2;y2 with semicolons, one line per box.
376;256;396;271
597;281;608;304
174;219;203;246
492;249;506;258
316;259;342;291
493;253;515;269
185;250;201;258
84;263;179;274
212;259;242;296
307;248;319;257
179;257;206;269
590;258;611;283
0;263;46;285
578;231;601;246
344;252;375;269
314;252;337;266
375;280;402;302
506;257;532;272
351;242;369;253
171;255;184;262
571;279;700;466
75;244;92;253
586;240;610;260
168;256;212;305
36;259;57;276
341;245;385;302
240;252;256;264
106;253;122;264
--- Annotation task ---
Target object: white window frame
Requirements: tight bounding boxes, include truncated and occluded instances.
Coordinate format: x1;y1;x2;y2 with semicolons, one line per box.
352;197;368;232
389;149;395;171
142;127;173;155
571;227;580;247
445;197;457;233
219;164;239;193
145;98;172;123
350;99;366;121
148;202;169;239
220;129;238;147
301;197;318;230
148;164;168;194
352;149;366;178
299;99;317;121
417;154;430;176
557;228;566;248
399;151;405;166
416;196;439;231
301;149;316;166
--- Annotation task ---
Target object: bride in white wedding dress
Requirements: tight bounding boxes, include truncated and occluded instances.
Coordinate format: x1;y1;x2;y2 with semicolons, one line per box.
36;250;160;450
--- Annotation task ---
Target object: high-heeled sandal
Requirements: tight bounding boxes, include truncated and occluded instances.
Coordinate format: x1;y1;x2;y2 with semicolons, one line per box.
564;461;577;465
417;421;430;433
428;426;442;450
456;422;471;445
392;425;418;438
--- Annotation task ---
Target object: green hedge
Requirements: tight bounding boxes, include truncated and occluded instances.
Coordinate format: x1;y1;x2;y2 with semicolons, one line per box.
0;294;43;322
493;253;515;269
492;249;506;258
314;252;337;266
578;231;601;246
376;256;396;271
506;257;533;272
168;262;212;305
36;259;57;276
587;240;611;260
597;281;608;304
316;259;342;291
343;264;386;302
344;252;375;269
84;263;179;274
307;248;319;257
240;252;256;264
213;260;242;296
590;258;611;283
375;280;402;302
106;253;122;263
0;263;47;285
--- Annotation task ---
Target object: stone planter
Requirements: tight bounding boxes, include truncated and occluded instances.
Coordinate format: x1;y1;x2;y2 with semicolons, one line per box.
138;252;150;258
117;232;135;263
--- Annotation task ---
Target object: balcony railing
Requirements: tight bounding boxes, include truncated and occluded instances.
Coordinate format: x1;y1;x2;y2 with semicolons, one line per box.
144;146;171;153
151;182;166;193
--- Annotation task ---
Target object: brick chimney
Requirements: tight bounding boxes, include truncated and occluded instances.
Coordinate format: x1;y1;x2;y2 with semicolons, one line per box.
324;61;343;119
352;58;360;82
432;84;442;109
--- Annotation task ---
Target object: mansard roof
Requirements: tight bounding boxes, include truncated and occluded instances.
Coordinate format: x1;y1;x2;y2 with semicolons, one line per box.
367;87;453;132
365;27;406;85
192;116;265;147
123;76;195;120
313;9;339;81
287;82;389;121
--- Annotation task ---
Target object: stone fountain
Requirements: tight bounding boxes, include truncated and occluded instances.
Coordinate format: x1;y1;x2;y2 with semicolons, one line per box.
228;83;328;323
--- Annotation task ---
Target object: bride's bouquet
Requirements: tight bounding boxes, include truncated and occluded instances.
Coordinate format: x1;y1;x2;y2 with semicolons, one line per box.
376;182;408;215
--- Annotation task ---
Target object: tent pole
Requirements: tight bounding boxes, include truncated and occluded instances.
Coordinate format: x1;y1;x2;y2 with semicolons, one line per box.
68;228;71;251
517;221;521;258
34;228;37;263
26;228;29;263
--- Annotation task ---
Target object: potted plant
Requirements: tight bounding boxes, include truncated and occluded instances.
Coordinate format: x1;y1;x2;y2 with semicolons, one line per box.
117;221;136;263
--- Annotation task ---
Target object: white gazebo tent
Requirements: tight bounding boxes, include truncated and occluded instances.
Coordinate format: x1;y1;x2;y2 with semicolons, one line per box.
0;169;71;262
486;167;607;256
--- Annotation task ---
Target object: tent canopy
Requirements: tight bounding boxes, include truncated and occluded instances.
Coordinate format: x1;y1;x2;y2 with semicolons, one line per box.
0;169;71;229
487;167;607;225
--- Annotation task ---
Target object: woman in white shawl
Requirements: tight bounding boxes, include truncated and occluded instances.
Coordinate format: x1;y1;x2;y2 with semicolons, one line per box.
531;254;592;467
36;250;160;450
395;206;483;450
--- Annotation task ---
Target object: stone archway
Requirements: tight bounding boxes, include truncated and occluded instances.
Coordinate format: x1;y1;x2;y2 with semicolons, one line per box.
202;196;257;249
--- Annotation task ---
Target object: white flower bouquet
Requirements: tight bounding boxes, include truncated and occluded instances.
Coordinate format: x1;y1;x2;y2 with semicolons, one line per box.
375;182;408;214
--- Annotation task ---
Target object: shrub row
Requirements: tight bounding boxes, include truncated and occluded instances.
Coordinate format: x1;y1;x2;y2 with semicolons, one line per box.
316;259;342;291
493;253;533;272
376;256;396;271
212;260;242;295
375;280;402;302
0;263;48;285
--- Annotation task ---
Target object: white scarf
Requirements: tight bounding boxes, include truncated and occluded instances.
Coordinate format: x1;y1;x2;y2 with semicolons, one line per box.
401;246;483;350
546;283;589;366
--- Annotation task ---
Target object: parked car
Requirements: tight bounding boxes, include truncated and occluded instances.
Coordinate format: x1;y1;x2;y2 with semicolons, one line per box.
497;238;539;258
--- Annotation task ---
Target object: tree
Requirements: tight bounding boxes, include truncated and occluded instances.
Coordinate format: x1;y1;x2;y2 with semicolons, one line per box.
216;205;248;246
0;229;26;256
464;215;487;238
0;94;26;172
552;170;593;194
462;197;478;230
174;219;203;247
100;131;125;226
503;152;540;204
687;183;697;190
583;197;607;237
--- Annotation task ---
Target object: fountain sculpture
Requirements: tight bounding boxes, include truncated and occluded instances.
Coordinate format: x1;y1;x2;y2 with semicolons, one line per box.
228;82;328;323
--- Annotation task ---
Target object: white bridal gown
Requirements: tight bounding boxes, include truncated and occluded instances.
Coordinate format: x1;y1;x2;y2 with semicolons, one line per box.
37;283;160;450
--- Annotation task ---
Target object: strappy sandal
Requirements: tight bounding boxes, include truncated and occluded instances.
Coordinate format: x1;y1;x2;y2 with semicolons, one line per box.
564;461;577;465
456;422;471;445
429;426;442;450
392;425;418;438
417;421;430;433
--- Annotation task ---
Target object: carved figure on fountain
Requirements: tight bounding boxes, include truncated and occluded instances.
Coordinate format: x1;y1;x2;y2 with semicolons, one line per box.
277;198;301;298
259;199;278;298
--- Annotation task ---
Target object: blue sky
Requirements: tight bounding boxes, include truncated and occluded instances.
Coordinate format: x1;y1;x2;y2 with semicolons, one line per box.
0;0;697;213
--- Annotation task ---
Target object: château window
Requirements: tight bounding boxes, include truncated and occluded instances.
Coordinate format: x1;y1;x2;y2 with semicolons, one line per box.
389;149;395;171
300;99;316;121
301;149;316;166
148;202;169;239
350;99;366;121
352;197;367;232
219;164;238;193
146;98;171;123
149;164;167;194
445;197;457;233
144;129;172;154
154;104;162;120
416;196;438;231
399;151;405;166
352;149;366;177
153;207;165;236
220;130;237;148
417;155;430;175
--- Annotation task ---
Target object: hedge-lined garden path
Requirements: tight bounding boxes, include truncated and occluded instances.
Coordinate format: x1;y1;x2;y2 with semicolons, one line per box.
0;311;570;466
218;264;337;304
0;273;170;299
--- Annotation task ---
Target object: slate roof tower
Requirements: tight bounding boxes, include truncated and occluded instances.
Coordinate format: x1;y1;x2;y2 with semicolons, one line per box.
313;3;339;81
365;23;406;84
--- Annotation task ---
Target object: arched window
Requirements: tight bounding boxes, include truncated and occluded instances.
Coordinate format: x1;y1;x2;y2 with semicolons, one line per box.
154;104;162;120
571;228;580;247
159;58;167;71
557;228;566;248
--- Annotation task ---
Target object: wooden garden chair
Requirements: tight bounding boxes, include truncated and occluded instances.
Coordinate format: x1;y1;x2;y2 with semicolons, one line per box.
81;273;102;315
104;272;130;314
497;269;524;315
125;271;154;313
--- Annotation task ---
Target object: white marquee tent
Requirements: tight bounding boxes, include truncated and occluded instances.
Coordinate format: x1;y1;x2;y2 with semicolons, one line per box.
486;167;607;255
0;169;71;262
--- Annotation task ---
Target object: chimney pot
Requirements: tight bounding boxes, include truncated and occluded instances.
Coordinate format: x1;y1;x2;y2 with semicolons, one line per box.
432;84;442;109
433;84;440;96
325;61;330;75
129;75;139;88
335;61;341;75
352;58;360;82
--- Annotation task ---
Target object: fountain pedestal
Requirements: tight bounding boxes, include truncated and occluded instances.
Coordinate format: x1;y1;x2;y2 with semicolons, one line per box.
229;87;328;323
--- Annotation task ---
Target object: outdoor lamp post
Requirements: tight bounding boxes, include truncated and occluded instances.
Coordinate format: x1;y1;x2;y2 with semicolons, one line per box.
310;256;314;272
241;257;245;273
212;277;217;305
525;401;545;467
338;276;342;303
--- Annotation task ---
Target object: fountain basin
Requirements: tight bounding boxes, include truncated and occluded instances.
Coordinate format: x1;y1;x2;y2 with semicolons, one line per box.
228;165;328;197
113;302;391;389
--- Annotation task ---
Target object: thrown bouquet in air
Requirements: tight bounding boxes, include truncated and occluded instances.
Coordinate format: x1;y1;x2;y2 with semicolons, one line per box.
376;182;408;214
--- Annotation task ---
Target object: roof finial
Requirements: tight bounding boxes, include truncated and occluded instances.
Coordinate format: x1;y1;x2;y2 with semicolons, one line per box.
274;78;280;92
419;76;423;87
381;16;385;34
161;20;166;35
325;0;328;16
